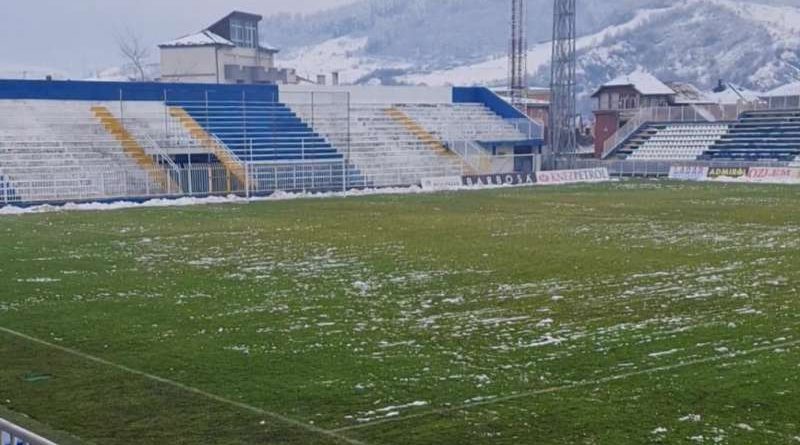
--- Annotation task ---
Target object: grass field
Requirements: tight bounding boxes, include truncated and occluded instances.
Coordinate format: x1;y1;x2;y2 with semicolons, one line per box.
1;181;800;445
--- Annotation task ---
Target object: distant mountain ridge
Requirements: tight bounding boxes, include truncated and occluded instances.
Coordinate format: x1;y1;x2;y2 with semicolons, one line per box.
269;0;800;97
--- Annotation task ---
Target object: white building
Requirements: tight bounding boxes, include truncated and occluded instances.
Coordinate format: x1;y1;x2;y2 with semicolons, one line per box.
159;11;297;85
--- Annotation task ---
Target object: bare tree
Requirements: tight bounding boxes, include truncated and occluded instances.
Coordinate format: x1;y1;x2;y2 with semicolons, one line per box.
116;28;151;82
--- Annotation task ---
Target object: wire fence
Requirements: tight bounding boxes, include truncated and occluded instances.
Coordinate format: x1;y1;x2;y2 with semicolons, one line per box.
4;156;798;206
0;151;539;206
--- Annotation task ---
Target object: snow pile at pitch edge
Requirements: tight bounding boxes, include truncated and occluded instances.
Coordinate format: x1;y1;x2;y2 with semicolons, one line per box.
0;186;437;215
0;181;548;215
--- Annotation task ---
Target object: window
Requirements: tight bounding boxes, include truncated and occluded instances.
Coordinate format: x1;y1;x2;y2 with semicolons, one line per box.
230;18;257;48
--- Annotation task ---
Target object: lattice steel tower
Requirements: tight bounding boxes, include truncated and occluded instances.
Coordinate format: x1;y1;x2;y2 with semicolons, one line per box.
550;0;577;155
509;0;527;109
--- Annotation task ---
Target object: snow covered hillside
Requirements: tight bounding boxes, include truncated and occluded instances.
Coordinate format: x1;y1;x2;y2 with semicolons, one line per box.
273;0;800;94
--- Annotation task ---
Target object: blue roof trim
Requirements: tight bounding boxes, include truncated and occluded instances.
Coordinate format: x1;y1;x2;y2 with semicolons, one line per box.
452;87;527;120
453;86;543;140
0;79;278;102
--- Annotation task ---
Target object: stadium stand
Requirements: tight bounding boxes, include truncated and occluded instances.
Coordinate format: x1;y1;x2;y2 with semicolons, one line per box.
288;102;532;186
0;100;177;202
0;80;543;203
167;99;368;188
701;109;800;162
91;105;179;191
626;123;728;160
399;103;531;142
168;100;341;162
608;108;800;162
291;103;466;186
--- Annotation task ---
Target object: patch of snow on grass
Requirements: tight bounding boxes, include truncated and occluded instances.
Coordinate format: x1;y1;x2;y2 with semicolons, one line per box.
348;400;429;423
17;277;61;283
649;348;681;358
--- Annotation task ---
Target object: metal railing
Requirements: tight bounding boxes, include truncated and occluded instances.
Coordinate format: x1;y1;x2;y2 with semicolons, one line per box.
141;134;180;174
0;151;543;206
445;140;526;175
447;140;494;174
504;118;543;140
600;107;653;160
1;418;58;445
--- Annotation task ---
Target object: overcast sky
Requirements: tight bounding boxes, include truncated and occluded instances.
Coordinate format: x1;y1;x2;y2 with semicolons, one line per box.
0;0;358;78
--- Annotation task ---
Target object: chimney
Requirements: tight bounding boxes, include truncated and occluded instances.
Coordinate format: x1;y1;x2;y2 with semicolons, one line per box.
332;71;340;86
316;74;326;85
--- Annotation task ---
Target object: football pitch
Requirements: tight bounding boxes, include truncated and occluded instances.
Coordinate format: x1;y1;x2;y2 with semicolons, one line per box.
1;181;799;445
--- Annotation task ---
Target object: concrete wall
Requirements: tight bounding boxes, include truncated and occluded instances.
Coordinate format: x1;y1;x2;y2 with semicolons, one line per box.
161;46;275;84
160;46;220;84
221;47;274;71
280;85;453;104
593;111;620;158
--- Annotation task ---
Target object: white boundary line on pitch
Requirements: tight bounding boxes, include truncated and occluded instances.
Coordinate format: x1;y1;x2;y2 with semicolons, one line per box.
0;326;368;445
333;338;800;433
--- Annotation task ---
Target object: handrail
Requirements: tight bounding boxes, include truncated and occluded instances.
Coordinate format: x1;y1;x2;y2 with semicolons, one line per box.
141;134;180;176
211;134;244;165
0;417;59;445
447;139;494;174
601;108;654;159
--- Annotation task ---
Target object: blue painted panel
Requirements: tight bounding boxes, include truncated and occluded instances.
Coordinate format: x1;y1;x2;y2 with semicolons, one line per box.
0;175;18;203
453;87;526;119
0;79;278;102
453;86;544;141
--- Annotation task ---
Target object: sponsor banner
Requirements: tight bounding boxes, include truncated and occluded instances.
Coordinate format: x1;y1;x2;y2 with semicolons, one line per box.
535;168;611;185
747;167;800;184
462;173;535;187
670;165;800;184
421;176;463;190
669;165;709;181
707;167;748;179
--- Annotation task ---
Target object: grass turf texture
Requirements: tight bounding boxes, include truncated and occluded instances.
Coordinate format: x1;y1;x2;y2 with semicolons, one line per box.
1;181;799;445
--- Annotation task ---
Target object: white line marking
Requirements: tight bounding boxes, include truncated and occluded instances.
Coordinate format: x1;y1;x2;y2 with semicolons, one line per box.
0;326;368;445
334;339;800;433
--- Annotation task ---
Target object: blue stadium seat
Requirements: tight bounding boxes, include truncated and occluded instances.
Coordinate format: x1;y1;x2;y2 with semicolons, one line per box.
701;109;800;162
169;100;367;188
0;174;18;203
169;101;345;162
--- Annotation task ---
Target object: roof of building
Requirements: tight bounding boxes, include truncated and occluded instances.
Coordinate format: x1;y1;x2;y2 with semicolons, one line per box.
667;81;714;105
706;83;761;104
764;81;800;97
160;11;279;52
592;70;676;97
259;42;280;53
159;30;234;48
208;10;263;30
